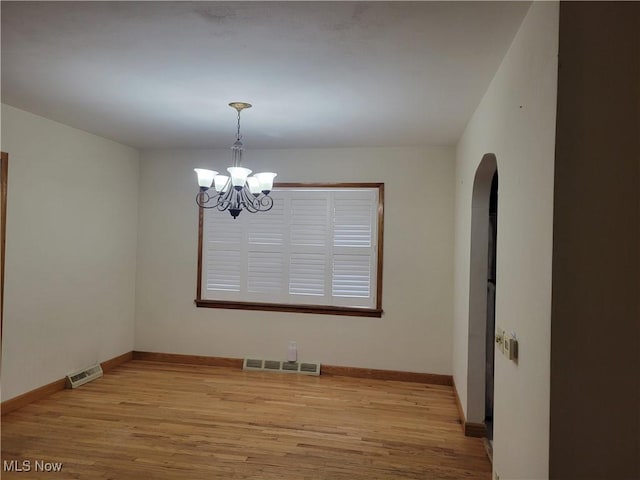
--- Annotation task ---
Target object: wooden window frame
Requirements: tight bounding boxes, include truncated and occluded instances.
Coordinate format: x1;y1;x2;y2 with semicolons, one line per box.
195;182;384;317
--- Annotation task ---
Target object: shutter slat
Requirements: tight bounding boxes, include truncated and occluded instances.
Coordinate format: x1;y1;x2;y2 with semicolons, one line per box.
205;211;243;244
289;253;325;296
332;254;371;298
333;197;373;248
291;197;327;246
206;250;241;292
248;200;285;245
247;252;283;294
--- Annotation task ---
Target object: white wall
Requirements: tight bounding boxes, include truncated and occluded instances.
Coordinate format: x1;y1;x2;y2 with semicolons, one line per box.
452;3;558;479
0;105;139;401
135;146;455;374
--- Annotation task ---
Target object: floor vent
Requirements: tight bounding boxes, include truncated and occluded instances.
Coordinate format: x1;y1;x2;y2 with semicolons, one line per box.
243;359;321;376
66;364;103;388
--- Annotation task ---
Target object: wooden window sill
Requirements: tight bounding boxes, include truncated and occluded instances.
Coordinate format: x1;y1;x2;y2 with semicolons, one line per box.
195;299;383;318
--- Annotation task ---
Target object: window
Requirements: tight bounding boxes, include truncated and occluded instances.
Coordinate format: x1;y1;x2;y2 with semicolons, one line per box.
195;183;384;317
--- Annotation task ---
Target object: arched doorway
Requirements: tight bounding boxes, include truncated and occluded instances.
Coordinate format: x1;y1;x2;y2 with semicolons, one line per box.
466;154;498;442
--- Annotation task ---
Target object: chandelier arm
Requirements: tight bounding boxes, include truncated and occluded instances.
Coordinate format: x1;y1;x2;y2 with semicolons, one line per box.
195;190;208;206
238;187;258;213
215;188;235;212
240;188;274;213
257;193;274;212
196;190;228;210
196;190;214;208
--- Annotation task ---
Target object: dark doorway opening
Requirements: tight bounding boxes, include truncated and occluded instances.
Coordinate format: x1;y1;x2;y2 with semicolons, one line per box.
485;171;498;442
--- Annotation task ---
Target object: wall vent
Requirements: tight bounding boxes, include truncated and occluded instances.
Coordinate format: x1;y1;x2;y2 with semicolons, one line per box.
300;362;320;374
264;360;281;370
282;362;299;372
66;364;103;388
245;358;263;369
243;358;320;376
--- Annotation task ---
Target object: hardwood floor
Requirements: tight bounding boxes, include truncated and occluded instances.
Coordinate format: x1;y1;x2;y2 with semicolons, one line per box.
1;361;491;479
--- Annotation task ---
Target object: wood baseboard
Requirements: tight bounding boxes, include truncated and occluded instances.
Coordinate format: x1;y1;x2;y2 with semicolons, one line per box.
452;377;467;431
132;351;244;368
0;378;67;416
1;351;134;416
465;422;487;438
133;351;452;386
322;364;452;385
452;378;487;438
101;351;133;373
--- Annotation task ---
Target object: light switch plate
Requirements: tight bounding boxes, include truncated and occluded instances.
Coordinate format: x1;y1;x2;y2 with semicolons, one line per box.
508;337;518;361
503;333;511;358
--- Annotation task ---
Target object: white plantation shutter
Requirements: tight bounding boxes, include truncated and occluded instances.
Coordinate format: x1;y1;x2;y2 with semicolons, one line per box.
331;189;377;308
332;254;371;298
288;192;331;303
246;201;286;298
201;186;380;310
290;196;328;246
333;197;373;247
289;253;326;296
248;198;285;245
247;251;284;294
203;207;243;298
206;250;241;291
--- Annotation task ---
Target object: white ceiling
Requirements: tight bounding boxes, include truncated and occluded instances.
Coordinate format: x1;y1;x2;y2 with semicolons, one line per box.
1;1;530;149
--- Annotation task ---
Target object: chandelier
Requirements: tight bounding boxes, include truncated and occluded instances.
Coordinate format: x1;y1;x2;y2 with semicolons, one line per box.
194;102;277;218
